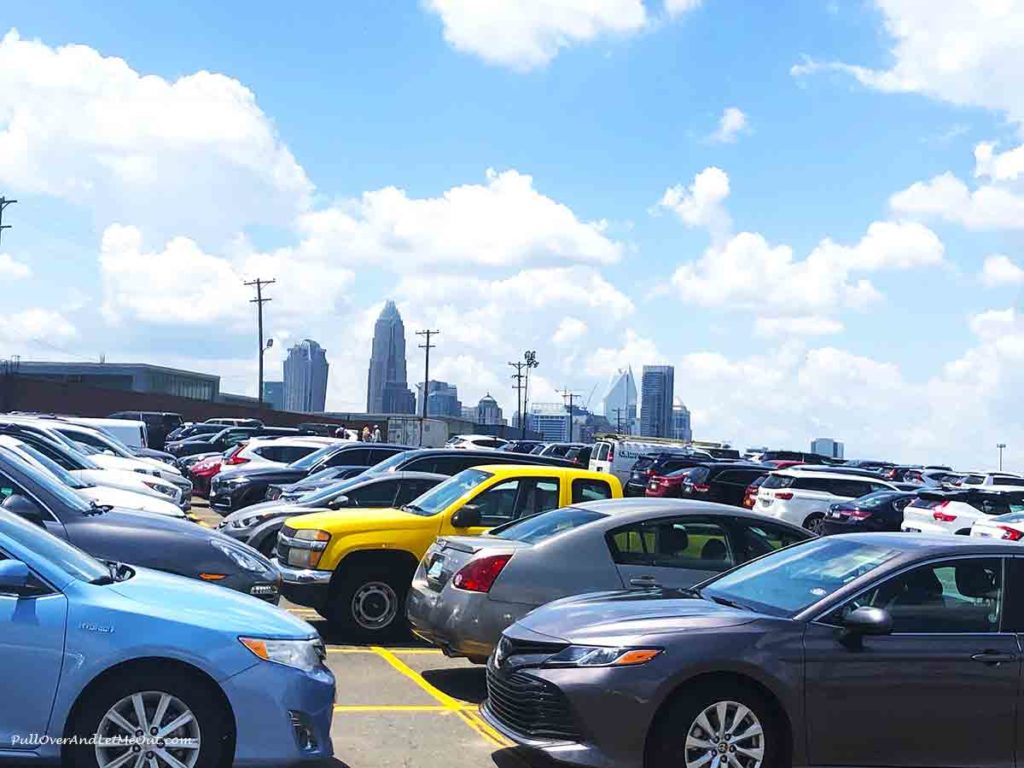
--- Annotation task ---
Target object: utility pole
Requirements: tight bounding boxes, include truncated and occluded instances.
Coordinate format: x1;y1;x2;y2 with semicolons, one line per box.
244;278;275;406
998;442;1007;472
0;197;16;248
509;361;526;435
613;407;624;434
416;329;439;446
561;388;579;443
522;350;538;440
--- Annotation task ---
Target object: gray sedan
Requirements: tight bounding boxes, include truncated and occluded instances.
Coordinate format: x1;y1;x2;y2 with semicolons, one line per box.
406;498;811;662
482;534;1018;768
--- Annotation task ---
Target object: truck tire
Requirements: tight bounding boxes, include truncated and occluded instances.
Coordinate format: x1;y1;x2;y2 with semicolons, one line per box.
326;563;410;641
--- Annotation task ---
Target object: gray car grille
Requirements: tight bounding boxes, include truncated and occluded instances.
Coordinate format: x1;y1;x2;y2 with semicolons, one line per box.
485;668;579;742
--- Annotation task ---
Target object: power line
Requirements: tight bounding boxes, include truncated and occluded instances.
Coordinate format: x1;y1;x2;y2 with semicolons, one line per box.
244;278;275;406
416;329;439;446
0;197;17;248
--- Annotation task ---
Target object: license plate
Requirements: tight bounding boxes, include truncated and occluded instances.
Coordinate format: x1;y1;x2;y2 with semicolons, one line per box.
905;528;921;533
250;584;278;596
426;556;445;580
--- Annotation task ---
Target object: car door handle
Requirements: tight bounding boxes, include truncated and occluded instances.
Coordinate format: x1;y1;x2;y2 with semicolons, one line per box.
970;651;1017;665
630;576;660;588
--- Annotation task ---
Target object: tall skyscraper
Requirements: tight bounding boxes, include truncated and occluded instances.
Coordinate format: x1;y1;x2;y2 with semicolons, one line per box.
262;380;285;410
602;367;637;432
283;340;329;412
416;380;462;417
640;365;674;438
367;300;415;414
476;394;503;425
672;401;692;442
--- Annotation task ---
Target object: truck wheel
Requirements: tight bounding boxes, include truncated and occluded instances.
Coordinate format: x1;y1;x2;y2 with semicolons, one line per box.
327;564;410;641
66;669;229;768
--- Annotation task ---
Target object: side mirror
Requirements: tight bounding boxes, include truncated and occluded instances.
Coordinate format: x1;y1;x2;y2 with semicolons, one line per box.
451;504;482;529
2;494;46;526
326;495;350;510
842;606;892;637
0;559;31;593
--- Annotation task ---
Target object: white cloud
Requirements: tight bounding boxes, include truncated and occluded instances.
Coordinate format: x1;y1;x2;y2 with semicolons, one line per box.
424;0;649;71
980;254;1024;286
0;29;311;242
0;308;76;344
553;317;588;345
974;141;1024;181
585;329;663;378
297;169;622;269
664;0;703;18
754;316;845;338
669;220;941;324
0;252;30;279
657;166;731;241
890;171;1024;230
709;107;748;144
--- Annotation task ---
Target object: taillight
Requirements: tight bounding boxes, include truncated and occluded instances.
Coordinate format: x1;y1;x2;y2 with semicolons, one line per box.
932;501;956;522
224;454;250;466
775;491;794;500
847;508;873;520
452;554;512;593
996;525;1024;541
608;446;614;462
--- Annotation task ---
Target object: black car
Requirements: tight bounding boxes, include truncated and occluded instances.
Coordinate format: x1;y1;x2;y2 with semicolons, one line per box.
266;465;370;501
165;422;224;443
210;443;408;513
626;453;712;496
166;425;307;459
678;463;770;506
218;471;448;556
819;490;920;534
108;410;183;450
759;449;827;464
0;445;281;601
565;445;593;467
361;447;575;477
501;440;545;454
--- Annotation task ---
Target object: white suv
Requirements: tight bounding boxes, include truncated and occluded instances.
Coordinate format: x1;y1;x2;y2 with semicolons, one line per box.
754;469;898;530
223;437;337;468
903;489;1024;536
446;434;509;451
957;472;1024;490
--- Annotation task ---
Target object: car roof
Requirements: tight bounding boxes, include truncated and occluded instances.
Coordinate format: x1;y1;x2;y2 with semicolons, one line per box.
774;468;892;482
473;465;611;479
566;498;809;530
820;531;1024;555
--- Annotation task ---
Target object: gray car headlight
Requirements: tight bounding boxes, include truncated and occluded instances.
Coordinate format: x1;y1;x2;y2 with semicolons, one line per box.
211;539;268;573
239;637;325;672
142;480;178;498
544;645;662;668
237;512;275;529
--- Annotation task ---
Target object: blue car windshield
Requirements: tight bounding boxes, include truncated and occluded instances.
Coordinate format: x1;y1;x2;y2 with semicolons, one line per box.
0;510;109;583
701;537;902;617
403;469;492;517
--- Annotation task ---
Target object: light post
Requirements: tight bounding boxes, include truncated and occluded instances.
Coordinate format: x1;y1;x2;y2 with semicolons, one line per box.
523;350;538;439
998;443;1007;472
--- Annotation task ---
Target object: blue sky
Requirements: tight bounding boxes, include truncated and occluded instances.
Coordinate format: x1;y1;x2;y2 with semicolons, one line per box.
2;0;1024;467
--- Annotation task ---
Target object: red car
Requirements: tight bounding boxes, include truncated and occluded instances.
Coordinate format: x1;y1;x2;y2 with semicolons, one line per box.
188;454;225;498
645;467;698;498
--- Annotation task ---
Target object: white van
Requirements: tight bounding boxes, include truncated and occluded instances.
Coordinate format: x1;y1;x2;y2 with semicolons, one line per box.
590;436;699;484
70;417;148;449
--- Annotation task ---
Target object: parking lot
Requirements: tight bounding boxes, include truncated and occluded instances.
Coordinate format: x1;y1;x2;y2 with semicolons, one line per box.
193;501;546;768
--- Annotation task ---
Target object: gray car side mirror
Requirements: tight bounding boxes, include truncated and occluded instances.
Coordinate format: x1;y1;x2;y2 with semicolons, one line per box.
842;606;893;637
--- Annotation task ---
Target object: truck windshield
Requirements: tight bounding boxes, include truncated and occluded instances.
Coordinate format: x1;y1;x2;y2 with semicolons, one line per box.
403;469;492;517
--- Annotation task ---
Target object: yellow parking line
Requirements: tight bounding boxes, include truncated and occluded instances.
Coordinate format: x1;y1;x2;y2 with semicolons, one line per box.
387;648;443;654
334;704;470;713
327;647;377;654
369;645;513;749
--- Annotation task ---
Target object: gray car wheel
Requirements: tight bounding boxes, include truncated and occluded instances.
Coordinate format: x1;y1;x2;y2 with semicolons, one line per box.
684;700;764;768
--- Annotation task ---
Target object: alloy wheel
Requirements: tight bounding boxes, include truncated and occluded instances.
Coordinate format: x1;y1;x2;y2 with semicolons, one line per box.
351;580;398;630
684;699;765;768
94;690;201;768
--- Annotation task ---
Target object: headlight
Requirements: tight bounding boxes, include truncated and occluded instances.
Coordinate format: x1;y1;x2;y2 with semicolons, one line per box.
544;645;662;668
142;480;178;498
221;476;250;486
281;529;330;569
211;539;268;573
134;468;162;477
239;636;325;672
237;512;274;529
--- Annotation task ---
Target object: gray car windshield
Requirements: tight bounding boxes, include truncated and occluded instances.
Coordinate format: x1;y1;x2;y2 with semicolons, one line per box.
0;509;109;583
13;444;91;490
701;538;902;617
490;507;605;544
0;447;93;514
404;469;492;516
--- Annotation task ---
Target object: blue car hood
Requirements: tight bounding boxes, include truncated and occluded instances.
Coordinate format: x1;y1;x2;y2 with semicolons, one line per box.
106;566;314;638
518;589;757;645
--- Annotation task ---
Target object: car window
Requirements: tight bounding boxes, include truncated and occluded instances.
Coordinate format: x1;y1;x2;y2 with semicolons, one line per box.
992;476;1024;486
738;521;808;560
59;429;108;451
762;474;795;490
514;478;561;518
405;469;492;516
594;443;610;461
471;479;523;526
348;480;399;507
395;479;441;506
607;518;735;572
325;448;369;467
829;479;872;498
491;506;605;544
572;478;614;503
834;559;1004;634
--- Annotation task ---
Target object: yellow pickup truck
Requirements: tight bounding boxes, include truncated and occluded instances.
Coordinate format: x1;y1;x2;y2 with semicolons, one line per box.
276;464;622;638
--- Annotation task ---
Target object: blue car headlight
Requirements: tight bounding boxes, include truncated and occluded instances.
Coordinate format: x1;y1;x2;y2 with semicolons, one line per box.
240;637;325;672
544;645;662;668
211;539;268;573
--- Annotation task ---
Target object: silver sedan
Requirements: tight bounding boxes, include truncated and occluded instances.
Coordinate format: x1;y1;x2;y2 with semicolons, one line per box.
406;497;811;662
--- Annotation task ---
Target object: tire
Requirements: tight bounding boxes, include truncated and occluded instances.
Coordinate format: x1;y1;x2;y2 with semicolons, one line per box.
803;513;825;533
646;681;782;768
325;563;410;641
66;668;229;768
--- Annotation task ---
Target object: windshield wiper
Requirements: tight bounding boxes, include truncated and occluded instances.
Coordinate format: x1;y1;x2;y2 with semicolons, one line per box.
704;592;750;610
85;501;113;516
402;503;426;514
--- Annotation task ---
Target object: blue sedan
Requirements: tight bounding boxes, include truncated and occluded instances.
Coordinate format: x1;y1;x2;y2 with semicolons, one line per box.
0;509;335;767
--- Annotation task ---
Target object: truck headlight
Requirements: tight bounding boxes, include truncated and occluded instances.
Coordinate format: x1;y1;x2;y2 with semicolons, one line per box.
282;529;330;569
239;637;325;672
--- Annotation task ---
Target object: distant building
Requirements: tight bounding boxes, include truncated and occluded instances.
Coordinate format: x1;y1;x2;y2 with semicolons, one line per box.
640;365;675;438
461;406;478;422
811;437;845;459
366;300;415;414
262;381;285;410
476;394;503;425
416;380;462;418
602;367;638;431
528;403;572;442
16;361;220;401
672;402;692;442
284;339;329;413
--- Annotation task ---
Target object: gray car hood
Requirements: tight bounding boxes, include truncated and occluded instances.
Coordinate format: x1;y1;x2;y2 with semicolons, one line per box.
518;589;758;645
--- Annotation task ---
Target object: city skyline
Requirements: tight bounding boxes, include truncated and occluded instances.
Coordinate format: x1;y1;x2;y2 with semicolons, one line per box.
283;338;329;413
366;301;415;415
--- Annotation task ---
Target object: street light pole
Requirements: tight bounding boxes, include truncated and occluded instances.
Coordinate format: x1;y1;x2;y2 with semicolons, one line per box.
245;278;275;406
998;442;1007;471
416;329;439;447
523;350;538;439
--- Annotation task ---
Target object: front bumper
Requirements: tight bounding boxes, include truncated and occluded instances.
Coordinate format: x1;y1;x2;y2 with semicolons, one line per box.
222;657;336;766
209;482;260;513
276;560;332;610
406;578;534;661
